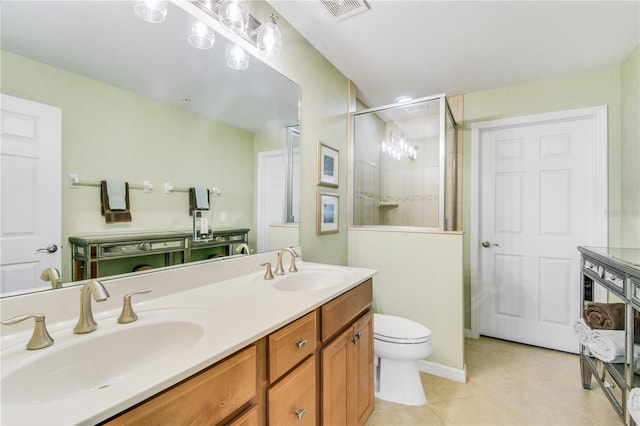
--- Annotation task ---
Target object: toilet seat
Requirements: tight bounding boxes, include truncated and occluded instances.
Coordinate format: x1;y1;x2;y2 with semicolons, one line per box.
374;313;431;344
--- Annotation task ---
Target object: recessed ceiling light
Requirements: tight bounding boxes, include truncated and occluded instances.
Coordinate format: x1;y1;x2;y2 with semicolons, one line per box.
394;96;413;104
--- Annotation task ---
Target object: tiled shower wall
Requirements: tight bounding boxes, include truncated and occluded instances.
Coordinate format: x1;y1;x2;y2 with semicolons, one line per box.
353;95;464;230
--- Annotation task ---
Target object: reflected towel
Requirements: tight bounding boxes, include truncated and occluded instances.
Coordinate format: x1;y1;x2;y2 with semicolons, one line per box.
589;329;625;363
106;179;127;210
195;187;209;209
189;187;210;213
583;302;625;330
573;319;592;346
100;180;132;223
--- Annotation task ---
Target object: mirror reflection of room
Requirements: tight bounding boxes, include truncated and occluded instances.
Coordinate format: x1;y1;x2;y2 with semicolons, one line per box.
0;1;300;295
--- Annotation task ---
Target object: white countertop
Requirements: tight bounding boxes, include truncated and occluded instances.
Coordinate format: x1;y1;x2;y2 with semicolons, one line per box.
0;252;376;425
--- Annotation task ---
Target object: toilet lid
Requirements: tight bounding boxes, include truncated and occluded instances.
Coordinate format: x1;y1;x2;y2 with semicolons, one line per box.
374;313;431;344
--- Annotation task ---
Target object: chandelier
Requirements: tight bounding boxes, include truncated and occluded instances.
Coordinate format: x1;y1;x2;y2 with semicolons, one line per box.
134;0;283;70
381;131;418;160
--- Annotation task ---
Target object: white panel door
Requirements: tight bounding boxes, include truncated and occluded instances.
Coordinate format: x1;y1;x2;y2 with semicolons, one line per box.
1;94;62;294
256;150;284;253
479;114;603;353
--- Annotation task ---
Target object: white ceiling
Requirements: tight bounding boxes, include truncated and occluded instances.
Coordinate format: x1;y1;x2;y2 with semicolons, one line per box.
268;0;640;107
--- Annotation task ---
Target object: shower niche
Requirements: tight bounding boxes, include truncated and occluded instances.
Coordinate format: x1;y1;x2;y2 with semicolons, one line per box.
351;94;457;231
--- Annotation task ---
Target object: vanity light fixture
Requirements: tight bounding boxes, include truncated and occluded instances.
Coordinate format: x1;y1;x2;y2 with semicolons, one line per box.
218;0;249;34
256;14;282;57
225;42;250;70
381;131;418;160
134;0;168;23
188;17;216;49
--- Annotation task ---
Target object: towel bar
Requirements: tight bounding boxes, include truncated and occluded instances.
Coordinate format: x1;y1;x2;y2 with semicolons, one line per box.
68;174;153;192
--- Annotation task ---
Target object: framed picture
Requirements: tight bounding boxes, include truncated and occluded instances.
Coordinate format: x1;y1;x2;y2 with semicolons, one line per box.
317;192;339;234
317;141;339;187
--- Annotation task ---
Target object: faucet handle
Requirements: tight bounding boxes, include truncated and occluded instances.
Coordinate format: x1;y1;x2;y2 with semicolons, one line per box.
261;262;275;280
1;313;54;350
118;289;152;324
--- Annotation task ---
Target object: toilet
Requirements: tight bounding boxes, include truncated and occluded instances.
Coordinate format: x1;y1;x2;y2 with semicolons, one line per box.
374;313;432;406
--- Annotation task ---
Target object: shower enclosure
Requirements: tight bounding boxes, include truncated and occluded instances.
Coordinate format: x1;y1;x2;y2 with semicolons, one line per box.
351;94;457;231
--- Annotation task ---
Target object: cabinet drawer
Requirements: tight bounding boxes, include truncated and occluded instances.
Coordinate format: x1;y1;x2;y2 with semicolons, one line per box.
583;258;603;278
226;405;259;426
603;267;625;292
322;279;372;342
107;345;256;425
268;356;316;426
269;311;317;382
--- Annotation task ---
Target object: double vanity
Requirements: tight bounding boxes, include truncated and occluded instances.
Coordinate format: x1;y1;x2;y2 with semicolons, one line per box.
0;250;377;425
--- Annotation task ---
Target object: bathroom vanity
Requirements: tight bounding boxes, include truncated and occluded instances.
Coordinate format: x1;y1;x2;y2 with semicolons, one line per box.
104;280;374;425
579;246;640;425
0;251;376;425
69;229;249;280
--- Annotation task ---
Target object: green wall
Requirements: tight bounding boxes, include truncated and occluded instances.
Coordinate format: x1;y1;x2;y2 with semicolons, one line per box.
2;50;256;280
462;46;639;329
620;46;640;248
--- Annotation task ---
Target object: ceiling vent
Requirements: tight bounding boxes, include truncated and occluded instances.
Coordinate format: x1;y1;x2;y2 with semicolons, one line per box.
320;0;369;22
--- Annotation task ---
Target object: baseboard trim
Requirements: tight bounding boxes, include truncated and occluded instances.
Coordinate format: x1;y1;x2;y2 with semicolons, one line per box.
417;360;467;383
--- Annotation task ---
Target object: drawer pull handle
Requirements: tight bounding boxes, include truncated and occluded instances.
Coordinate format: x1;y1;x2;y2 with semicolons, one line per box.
295;408;306;419
296;340;307;349
351;332;362;344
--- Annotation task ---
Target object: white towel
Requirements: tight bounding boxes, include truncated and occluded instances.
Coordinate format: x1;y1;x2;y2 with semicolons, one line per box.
589;329;625;363
106;179;127;210
629;388;640;425
195;187;209;210
573;319;592;346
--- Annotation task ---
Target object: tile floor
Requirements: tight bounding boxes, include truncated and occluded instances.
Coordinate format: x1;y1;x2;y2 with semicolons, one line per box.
366;337;623;425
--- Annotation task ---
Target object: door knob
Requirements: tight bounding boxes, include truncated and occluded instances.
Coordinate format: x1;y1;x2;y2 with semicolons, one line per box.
481;241;499;248
36;244;58;253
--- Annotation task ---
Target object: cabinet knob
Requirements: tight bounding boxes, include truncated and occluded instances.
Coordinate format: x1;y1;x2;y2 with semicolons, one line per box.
296;339;307;349
294;408;306;420
351;331;362;344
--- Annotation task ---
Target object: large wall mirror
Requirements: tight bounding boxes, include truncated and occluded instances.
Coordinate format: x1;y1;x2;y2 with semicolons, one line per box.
0;1;300;297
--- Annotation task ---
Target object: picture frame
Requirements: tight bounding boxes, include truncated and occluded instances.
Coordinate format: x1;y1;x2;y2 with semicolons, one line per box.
317;192;339;235
317;141;339;187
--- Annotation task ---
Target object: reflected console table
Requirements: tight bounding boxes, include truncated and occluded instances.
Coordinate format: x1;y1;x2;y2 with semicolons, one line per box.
579;246;640;425
70;229;249;281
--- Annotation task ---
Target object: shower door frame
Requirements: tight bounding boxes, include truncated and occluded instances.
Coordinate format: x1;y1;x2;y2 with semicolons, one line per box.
348;93;457;232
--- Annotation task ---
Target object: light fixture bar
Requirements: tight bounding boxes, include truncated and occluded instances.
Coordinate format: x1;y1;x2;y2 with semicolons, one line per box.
192;0;263;48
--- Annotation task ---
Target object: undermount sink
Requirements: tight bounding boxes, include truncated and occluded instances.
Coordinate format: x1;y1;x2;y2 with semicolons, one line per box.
1;308;215;406
272;269;349;292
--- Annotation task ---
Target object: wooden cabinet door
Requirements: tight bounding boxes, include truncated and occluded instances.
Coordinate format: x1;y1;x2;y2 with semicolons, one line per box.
321;309;374;426
321;327;352;426
353;310;374;426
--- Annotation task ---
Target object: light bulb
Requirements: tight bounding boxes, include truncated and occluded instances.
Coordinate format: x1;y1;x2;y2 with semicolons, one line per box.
188;17;215;49
226;42;250;70
134;0;167;23
257;15;282;57
219;0;248;34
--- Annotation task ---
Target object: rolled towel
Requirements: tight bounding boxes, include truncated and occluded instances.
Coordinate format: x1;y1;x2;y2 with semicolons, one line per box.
573;319;592;346
583;302;625;330
629;388;640;425
589;329;625;363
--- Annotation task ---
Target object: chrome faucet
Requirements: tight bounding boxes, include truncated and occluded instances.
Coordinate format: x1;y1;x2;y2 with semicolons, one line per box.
274;247;299;275
73;280;110;334
40;267;62;289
